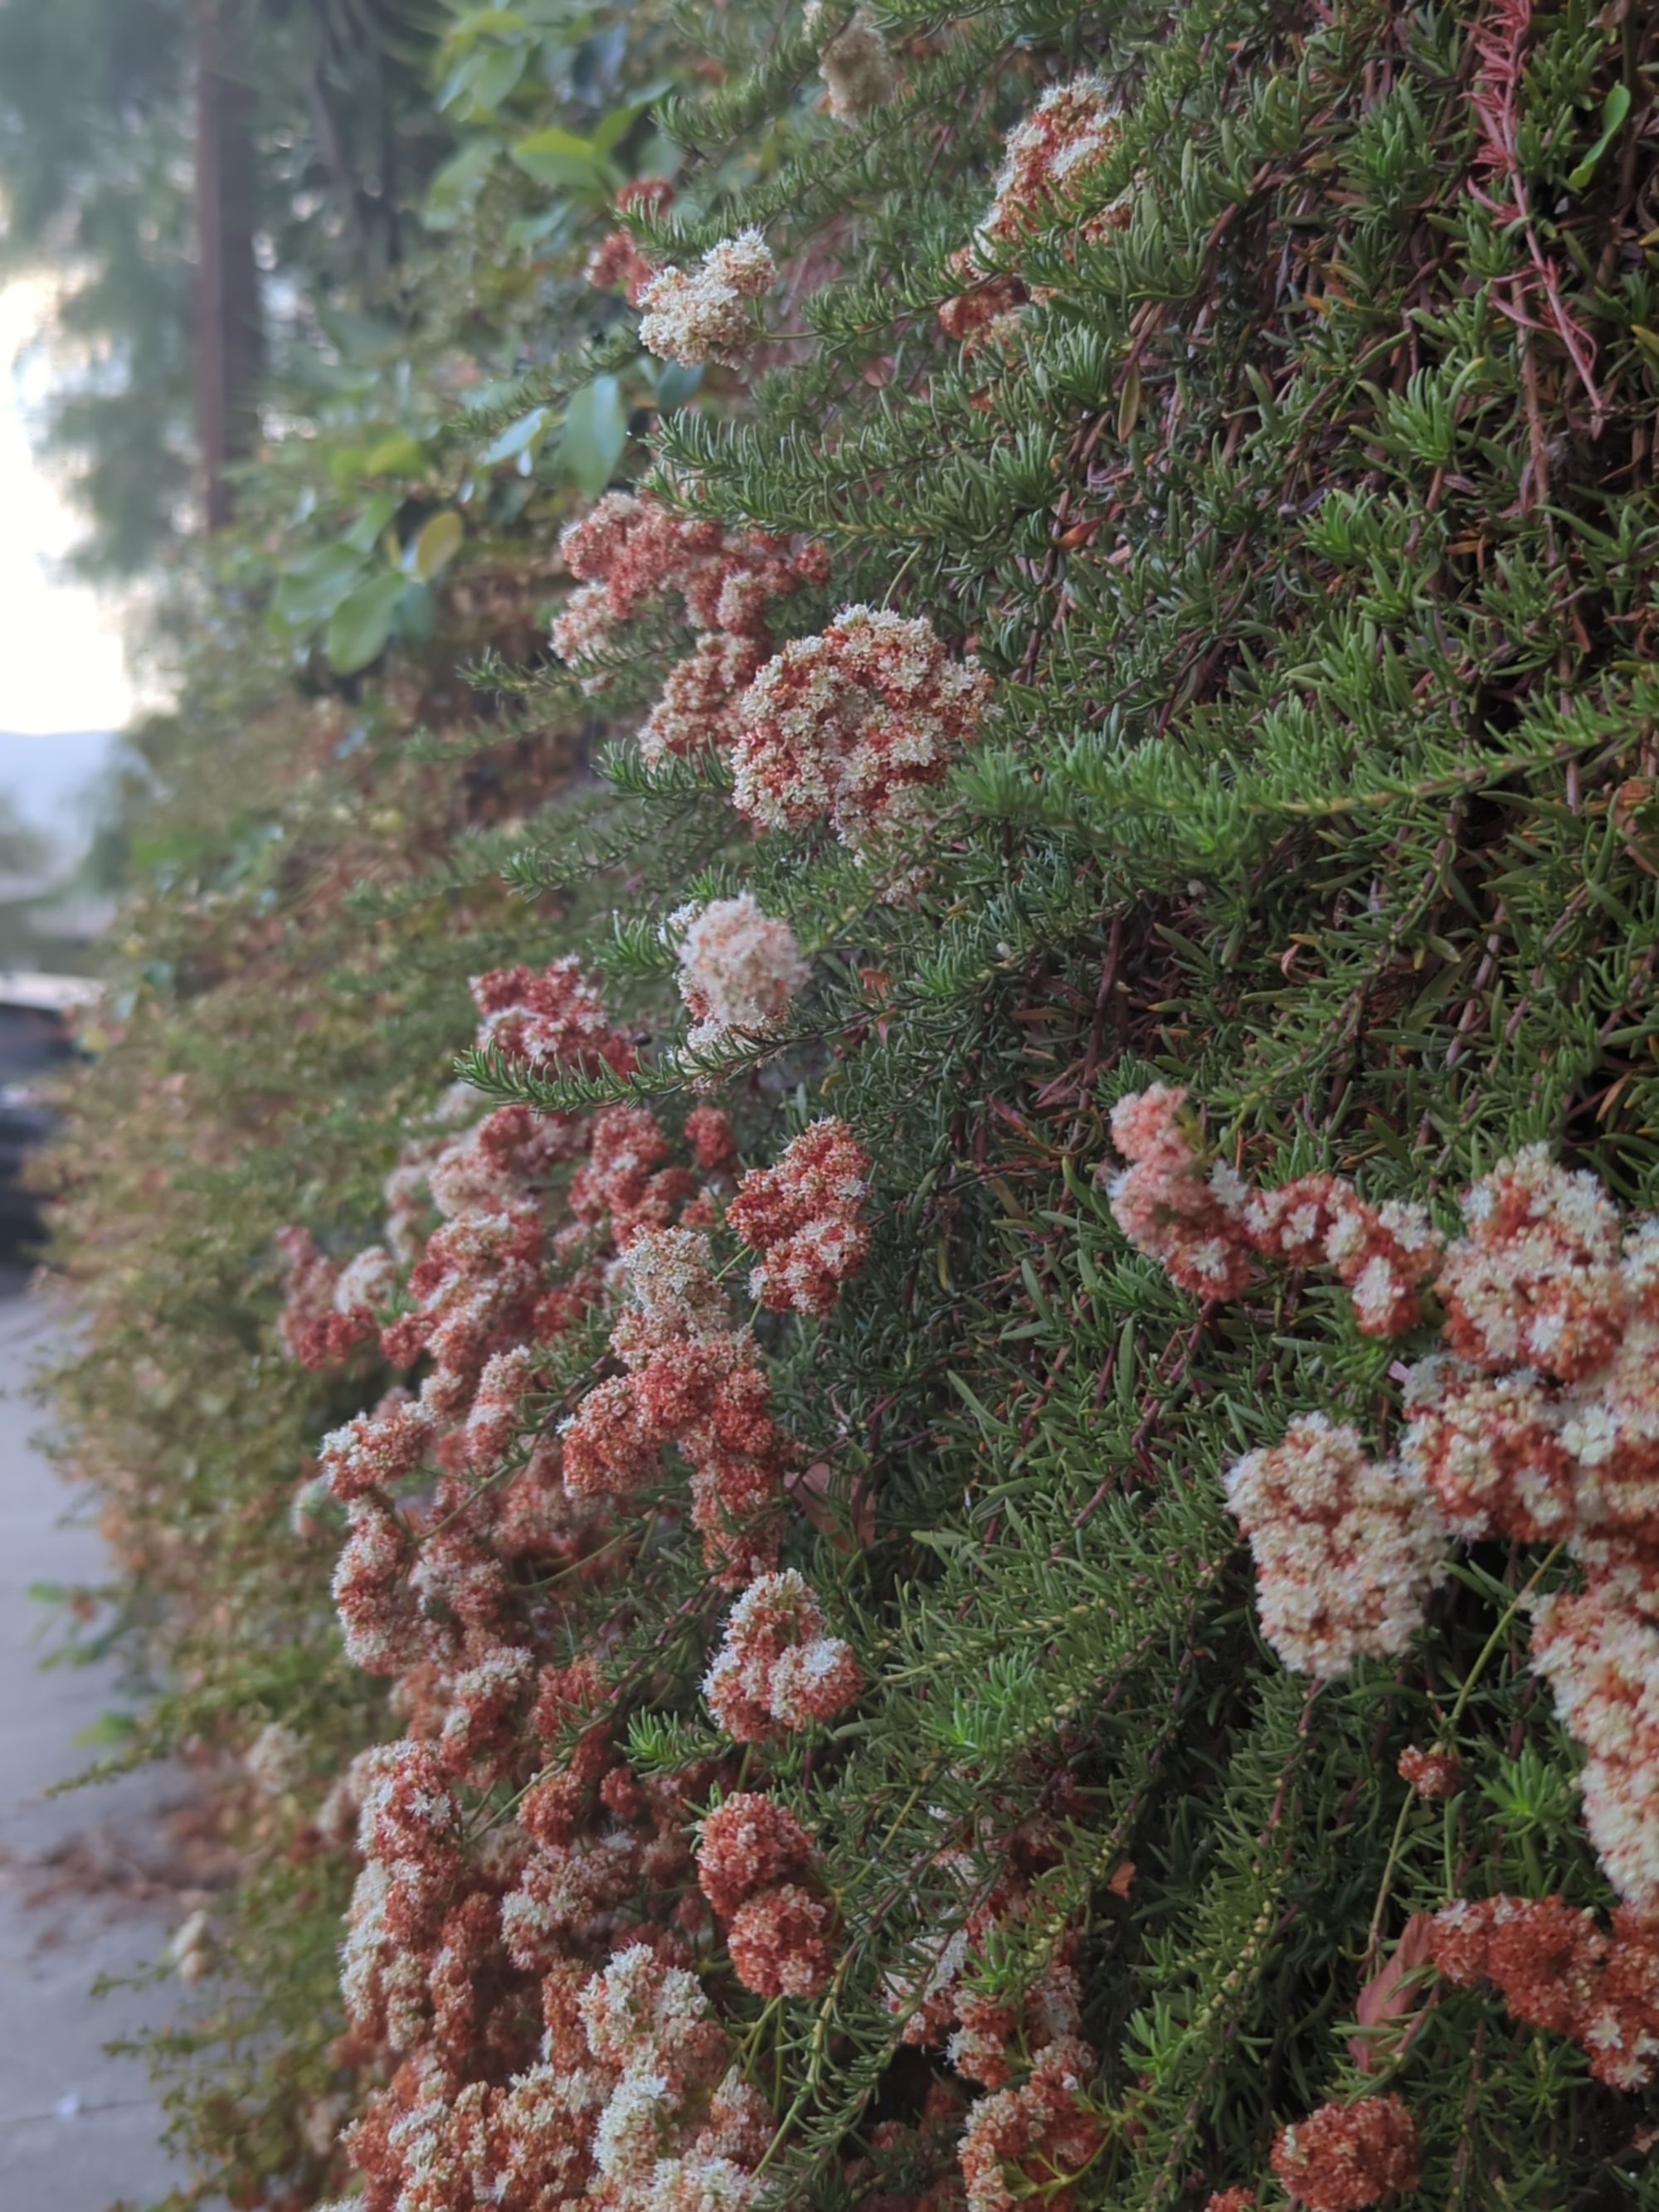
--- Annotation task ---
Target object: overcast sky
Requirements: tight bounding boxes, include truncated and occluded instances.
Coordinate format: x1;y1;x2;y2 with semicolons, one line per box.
0;277;137;838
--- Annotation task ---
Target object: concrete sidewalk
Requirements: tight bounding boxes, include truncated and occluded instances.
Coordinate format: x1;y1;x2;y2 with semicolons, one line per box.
0;1274;204;2208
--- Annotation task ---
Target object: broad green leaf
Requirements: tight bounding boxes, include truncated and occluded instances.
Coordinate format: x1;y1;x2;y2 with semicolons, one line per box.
510;126;619;196
343;493;401;553
480;406;548;467
560;376;627;494
653;361;703;412
424;137;502;230
325;571;410;675
270;542;366;630
1567;81;1632;190
361;432;427;479
445;8;531;55
392;580;437;644
410;509;465;581
591;84;674;155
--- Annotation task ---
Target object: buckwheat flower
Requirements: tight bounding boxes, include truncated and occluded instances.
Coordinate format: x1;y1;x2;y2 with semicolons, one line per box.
1204;2194;1257;2212
977;76;1126;258
612;1226;733;1357
958;2039;1103;2212
733;605;991;846
805;2;897;120
1531;1580;1659;1914
727;1882;839;1997
697;1793;817;1918
1436;1144;1627;1381
674;894;810;1053
1398;1355;1574;1544
727;1117;873;1316
1105;1085;1257;1300
1397;1743;1461;1799
703;1569;861;1741
245;1719;308;1799
638;231;776;368
640;634;766;763
1270;2095;1419;2210
1223;1415;1450;1678
1431;1894;1659;2089
580;1941;714;2068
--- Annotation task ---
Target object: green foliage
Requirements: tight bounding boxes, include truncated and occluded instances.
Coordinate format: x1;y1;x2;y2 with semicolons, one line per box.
41;0;1659;2203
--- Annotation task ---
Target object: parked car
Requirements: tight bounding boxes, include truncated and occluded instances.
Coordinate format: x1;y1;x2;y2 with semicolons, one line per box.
0;974;100;1250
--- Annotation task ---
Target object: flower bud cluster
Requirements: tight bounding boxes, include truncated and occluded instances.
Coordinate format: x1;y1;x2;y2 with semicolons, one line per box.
703;1570;861;1742
1429;1893;1659;2088
731;605;991;847
551;490;827;767
1269;2093;1420;2210
726;1117;873;1316
637;231;776;368
697;1793;838;1997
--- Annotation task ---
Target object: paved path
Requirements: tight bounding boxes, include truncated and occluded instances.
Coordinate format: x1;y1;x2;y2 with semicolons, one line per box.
0;1274;204;2209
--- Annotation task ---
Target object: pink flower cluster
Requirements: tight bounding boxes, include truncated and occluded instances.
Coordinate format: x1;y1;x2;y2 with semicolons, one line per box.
275;1224;387;1369
939;76;1130;339
1107;1084;1440;1325
726;1117;873;1317
276;948;898;2211
731;605;991;847
559;1227;796;1585
1430;1893;1659;2089
1223;1414;1450;1679
585;178;676;306
471;956;637;1082
957;2039;1102;2212
703;1569;861;1742
697;1793;838;1998
1268;2094;1420;2211
975;75;1127;255
673;894;810;1054
551;490;827;766
1112;1086;1659;1914
637;231;776;367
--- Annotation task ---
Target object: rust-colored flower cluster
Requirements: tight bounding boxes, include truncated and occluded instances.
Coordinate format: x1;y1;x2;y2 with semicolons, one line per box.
585;177;677;306
551;489;828;766
957;2037;1103;2212
697;1792;838;1997
731;605;991;848
703;1568;861;1742
1430;1893;1659;2088
725;1117;874;1317
1269;2093;1420;2210
560;1225;799;1585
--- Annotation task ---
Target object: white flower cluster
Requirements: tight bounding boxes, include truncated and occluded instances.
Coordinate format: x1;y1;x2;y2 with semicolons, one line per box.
672;893;810;1053
638;231;776;367
1224;1413;1451;1678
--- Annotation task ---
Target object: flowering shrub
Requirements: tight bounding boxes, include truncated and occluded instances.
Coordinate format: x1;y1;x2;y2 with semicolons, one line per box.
41;0;1659;2203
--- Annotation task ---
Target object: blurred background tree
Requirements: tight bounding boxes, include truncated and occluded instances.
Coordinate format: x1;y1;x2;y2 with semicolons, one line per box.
0;0;446;569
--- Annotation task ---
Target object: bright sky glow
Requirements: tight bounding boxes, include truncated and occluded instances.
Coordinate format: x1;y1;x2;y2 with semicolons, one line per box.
0;276;138;737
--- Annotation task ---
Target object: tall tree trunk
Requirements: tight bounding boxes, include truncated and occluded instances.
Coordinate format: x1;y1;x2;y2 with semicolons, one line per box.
193;0;261;531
